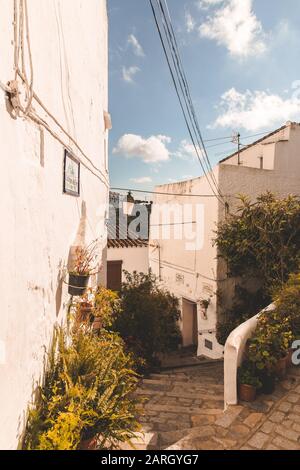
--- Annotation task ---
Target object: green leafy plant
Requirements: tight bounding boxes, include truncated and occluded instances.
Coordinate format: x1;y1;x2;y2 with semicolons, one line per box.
247;308;292;374
238;362;262;389
216;287;269;346
215;193;300;293
23;327;141;450
93;286;121;328
215;193;300;344
272;272;300;339
112;271;181;371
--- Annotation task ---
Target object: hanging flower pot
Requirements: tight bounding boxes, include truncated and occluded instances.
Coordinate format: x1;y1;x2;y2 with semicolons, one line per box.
68;273;90;296
68;241;99;297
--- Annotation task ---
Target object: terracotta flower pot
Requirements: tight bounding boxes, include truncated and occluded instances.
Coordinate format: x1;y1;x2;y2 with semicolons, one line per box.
68;274;90;296
286;349;294;369
275;356;287;380
239;383;257;402
93;316;102;331
79;436;98;450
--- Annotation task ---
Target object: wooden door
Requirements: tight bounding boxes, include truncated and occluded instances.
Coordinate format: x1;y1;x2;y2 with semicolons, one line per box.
107;261;123;292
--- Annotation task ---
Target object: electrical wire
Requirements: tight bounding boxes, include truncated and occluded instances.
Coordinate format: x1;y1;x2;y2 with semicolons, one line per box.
110;186;235;198
150;258;228;282
158;0;222;196
10;0;109;188
29;111;108;186
149;0;224;204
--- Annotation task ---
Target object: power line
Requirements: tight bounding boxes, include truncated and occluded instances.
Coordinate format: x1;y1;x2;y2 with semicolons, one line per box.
159;0;222;196
203;135;233;143
110;187;234;198
150;0;220;200
159;1;218;179
151;221;196;226
149;0;224;203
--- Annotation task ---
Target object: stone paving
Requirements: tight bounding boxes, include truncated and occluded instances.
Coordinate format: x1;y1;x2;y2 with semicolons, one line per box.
134;362;300;450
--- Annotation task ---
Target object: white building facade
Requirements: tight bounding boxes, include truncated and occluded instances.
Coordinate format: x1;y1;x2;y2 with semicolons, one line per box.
149;122;300;360
0;0;109;449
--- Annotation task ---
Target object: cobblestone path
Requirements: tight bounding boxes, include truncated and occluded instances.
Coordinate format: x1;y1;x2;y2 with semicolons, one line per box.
132;362;300;450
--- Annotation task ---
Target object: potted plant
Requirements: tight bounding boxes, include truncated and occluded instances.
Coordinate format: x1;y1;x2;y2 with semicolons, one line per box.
270;318;292;380
238;363;262;402
75;297;94;325
247;323;277;395
199;298;211;320
68;241;98;296
92;286;120;333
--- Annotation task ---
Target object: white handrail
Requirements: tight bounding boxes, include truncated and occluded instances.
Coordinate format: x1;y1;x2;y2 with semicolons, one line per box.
224;304;275;408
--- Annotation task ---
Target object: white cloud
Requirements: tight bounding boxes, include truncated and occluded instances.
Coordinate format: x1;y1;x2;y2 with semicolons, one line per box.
174;139;204;159
185;12;196;33
128;34;145;57
130;176;153;184
157;135;172;144
197;0;223;10
199;0;267;58
211;87;300;131
113;134;171;163
122;66;140;83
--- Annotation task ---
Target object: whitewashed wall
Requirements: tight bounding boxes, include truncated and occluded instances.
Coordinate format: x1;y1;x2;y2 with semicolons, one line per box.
0;0;108;449
149;172;223;360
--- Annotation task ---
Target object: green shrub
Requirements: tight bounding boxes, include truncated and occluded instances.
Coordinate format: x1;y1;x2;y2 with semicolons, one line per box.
215;193;300;292
247;309;292;373
273;272;300;338
112;271;181;371
216;287;269;346
23;328;141;450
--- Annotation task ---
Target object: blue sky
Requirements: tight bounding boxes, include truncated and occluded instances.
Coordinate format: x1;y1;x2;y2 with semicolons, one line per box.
108;0;300;192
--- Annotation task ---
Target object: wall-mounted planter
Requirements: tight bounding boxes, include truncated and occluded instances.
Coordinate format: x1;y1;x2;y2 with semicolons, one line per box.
68;274;90;296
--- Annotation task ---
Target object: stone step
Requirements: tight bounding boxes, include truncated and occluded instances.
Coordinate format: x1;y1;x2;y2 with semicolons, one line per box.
140;377;223;388
144;403;224;416
158;425;218;449
120;431;159;451
137;388;224;402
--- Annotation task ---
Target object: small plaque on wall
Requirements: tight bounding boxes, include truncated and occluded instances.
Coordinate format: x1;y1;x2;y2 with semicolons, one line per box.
63;150;80;196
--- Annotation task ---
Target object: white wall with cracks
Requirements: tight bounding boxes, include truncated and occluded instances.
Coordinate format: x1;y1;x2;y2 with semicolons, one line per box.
0;0;109;449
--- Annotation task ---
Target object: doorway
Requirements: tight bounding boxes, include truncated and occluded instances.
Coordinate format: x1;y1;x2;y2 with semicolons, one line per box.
107;260;123;292
181;299;198;348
